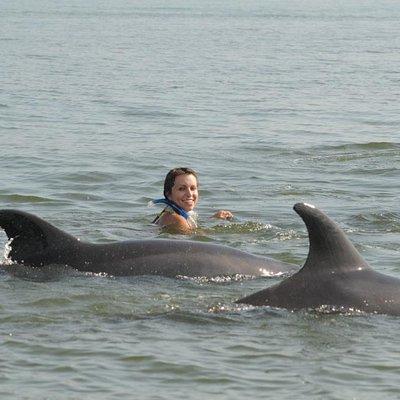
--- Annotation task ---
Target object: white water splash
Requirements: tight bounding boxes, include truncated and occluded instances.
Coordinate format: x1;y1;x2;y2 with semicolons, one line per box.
177;274;256;283
258;268;285;277
83;271;112;278
313;304;367;315
1;238;15;265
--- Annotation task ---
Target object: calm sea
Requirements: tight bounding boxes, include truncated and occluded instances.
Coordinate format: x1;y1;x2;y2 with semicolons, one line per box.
1;0;400;398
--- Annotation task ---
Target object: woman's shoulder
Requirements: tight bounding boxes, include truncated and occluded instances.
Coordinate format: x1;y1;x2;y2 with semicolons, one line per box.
157;210;191;234
158;210;185;225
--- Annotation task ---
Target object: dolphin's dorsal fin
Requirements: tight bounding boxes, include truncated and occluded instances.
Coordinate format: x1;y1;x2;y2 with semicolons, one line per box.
294;203;370;273
0;209;78;266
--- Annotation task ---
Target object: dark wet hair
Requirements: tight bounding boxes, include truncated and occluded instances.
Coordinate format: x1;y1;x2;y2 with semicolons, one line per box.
163;167;198;198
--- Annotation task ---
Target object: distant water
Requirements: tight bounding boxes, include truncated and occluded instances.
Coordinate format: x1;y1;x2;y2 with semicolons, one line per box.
1;0;400;399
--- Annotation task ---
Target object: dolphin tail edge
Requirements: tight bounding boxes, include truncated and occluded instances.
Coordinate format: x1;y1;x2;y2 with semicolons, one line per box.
0;209;79;267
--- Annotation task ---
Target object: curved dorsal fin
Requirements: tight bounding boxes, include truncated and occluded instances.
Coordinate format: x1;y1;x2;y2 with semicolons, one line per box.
294;203;370;273
0;209;78;266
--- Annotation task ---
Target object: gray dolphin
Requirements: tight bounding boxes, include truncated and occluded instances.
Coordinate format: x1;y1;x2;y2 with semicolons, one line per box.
238;203;400;316
0;209;297;277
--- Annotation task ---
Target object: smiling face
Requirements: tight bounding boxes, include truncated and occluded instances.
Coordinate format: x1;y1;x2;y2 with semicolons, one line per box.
167;173;199;212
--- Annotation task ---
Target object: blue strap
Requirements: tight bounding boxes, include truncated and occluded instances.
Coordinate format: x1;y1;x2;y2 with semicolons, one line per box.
152;198;190;220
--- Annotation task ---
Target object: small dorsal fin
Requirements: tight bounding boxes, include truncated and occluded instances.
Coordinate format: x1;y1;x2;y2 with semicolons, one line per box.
0;209;78;266
294;203;369;273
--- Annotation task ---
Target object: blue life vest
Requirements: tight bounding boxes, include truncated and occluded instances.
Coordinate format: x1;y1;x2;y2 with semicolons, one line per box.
151;198;190;220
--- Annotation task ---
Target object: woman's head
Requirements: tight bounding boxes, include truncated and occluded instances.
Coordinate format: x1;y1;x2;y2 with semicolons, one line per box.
164;167;199;212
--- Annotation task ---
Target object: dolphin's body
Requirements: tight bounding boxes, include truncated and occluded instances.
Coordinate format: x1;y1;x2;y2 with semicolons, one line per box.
238;203;400;316
0;209;297;277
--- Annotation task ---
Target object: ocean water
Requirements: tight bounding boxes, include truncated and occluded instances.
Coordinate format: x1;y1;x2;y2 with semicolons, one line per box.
1;0;400;398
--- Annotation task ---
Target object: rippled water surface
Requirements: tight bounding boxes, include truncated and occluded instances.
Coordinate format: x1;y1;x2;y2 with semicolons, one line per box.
1;0;400;398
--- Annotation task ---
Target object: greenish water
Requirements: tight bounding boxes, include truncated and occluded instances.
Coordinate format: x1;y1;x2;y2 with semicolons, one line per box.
1;0;400;398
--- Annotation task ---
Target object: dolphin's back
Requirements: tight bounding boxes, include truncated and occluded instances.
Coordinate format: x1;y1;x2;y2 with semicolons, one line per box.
237;203;400;315
0;209;297;277
79;239;287;277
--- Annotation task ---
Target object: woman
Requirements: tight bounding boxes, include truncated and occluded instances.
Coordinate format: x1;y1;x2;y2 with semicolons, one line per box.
152;167;233;234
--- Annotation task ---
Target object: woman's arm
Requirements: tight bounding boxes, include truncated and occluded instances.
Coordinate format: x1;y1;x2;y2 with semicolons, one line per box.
156;209;233;234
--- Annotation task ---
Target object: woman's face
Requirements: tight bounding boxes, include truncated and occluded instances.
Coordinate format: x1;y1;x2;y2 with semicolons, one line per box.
168;174;198;212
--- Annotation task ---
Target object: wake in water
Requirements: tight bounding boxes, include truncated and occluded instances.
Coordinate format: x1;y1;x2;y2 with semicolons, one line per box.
352;211;400;233
177;269;292;284
209;221;273;234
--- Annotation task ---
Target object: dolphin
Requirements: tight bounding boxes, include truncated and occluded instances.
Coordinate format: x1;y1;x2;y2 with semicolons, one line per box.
237;203;400;316
0;209;297;278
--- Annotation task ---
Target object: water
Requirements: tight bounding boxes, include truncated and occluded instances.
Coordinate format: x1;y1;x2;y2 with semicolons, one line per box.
1;0;400;398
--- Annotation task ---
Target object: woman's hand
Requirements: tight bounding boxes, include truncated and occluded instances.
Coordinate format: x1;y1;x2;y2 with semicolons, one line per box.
213;210;233;220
